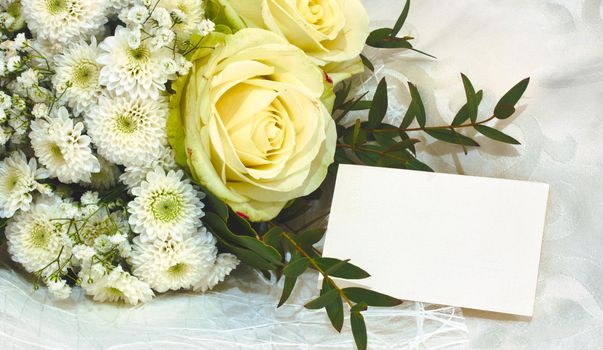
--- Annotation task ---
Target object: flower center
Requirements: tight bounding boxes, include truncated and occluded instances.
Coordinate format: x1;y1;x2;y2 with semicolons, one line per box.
105;286;124;298
128;46;150;63
168;262;188;276
30;223;50;248
72;62;99;88
46;0;66;15
49;143;66;164
150;191;183;223
115;113;138;134
296;0;338;35
3;173;20;191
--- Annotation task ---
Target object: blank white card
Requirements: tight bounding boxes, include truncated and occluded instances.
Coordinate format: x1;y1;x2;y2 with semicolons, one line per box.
322;164;549;316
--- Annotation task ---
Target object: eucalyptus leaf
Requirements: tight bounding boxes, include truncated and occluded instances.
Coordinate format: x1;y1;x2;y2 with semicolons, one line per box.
298;228;326;246
204;213;282;266
315;257;370;280
351;311;368;350
349;100;372;111
278;276;297;307
262;227;284;255
368;78;388;128
452;90;483;126
343;287;403;307
408;83;426;127
322;280;344;332
366;28;394;47
283;257;310;278
426;129;480;147
360;54;374;72
461;73;479;123
391;0;411;37
494;78;530;119
475;125;521;144
405;158;434;172
305;288;340;310
400;101;416;129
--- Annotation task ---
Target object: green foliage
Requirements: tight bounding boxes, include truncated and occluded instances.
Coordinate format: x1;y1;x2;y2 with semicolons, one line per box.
334;73;529;170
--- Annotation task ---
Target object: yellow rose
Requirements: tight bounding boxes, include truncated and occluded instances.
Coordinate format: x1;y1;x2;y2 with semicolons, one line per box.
168;29;336;221
213;0;370;66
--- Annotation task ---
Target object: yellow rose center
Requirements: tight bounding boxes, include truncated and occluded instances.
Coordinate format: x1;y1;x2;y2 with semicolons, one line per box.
296;0;339;36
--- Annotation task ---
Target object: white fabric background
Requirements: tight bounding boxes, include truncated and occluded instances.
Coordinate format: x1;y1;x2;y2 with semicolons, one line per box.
1;0;602;348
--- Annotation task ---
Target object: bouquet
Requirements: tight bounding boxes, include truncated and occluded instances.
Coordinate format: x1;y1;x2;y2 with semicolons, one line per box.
0;0;529;348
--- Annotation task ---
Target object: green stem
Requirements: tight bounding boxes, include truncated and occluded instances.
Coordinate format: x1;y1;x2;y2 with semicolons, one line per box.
281;231;354;307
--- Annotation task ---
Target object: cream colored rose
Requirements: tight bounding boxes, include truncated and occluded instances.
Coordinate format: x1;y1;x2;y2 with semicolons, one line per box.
168;29;336;221
216;0;370;66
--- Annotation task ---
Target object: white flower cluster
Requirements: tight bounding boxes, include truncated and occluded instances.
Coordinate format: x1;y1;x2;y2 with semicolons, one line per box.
0;0;233;305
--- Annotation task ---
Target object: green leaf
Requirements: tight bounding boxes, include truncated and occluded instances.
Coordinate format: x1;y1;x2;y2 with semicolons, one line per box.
360;54;374;72
203;190;229;220
426;129;480;147
298;228;326;246
350;100;372;111
350;119;367;147
475;125;521;144
283;257;310;278
386;138;421;153
400;101;416;129
494;77;530;119
305;288;340;310
368;78;388;128
452;90;483;126
333;82;352;111
204;213;282;266
322;280;344;332
366;28;394;47
278;276;297;307
262;227;284;255
391;0;411;37
407;83;426;128
227;210;258;238
315;257;370;280
405;158;434;172
351;302;368;313
461;74;479;123
351;311;368;350
343;287;403;307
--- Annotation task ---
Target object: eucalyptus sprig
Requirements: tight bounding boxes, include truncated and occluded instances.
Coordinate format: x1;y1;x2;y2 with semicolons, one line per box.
364;0;435;63
201;189;403;350
334;75;529;170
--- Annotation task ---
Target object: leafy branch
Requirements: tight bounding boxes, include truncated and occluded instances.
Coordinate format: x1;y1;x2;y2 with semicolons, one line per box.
201;190;403;350
334;75;529;168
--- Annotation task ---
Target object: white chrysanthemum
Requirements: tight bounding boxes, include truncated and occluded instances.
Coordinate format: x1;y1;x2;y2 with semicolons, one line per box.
53;39;103;116
46;278;72;300
5;196;72;275
21;0;108;47
128;168;204;242
0;151;48;218
159;0;204;40
80;264;154;305
193;252;239;292
87;155;121;190
86;95;168;167
97;26;172;100
129;232;217;292
30;107;100;183
120;147;176;190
